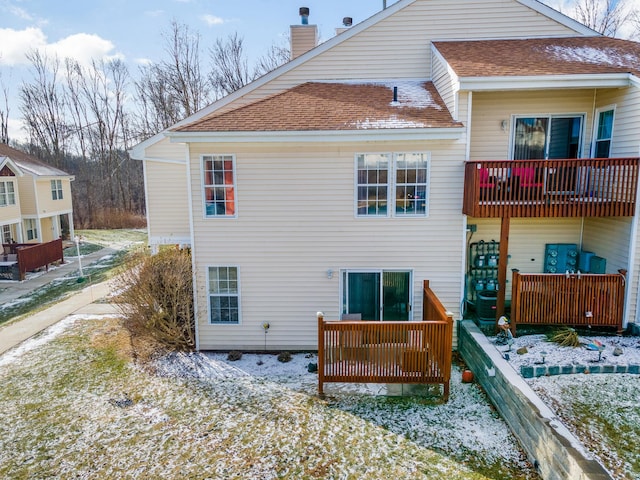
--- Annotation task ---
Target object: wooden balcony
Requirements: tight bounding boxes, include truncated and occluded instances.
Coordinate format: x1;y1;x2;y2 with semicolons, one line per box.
317;281;453;400
463;158;640;218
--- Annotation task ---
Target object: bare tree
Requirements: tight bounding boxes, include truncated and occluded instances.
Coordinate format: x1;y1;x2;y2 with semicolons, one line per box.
210;32;252;96
19;51;69;168
253;43;291;78
133;20;212;139
573;0;631;36
0;79;9;144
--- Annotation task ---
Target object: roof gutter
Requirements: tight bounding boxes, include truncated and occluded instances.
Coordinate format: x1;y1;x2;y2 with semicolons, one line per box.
459;73;634;91
165;127;465;144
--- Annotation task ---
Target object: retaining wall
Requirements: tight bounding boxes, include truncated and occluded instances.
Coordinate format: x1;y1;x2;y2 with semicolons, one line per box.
458;320;612;480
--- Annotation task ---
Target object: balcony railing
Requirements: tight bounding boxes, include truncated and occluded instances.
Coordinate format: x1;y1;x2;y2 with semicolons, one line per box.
317;281;453;399
463;158;640;218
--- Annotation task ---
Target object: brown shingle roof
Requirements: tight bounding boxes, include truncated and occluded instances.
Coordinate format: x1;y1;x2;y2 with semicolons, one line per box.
174;81;462;133
434;36;640;78
0;143;70;177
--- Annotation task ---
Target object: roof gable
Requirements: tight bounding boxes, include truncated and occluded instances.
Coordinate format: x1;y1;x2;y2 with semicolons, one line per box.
132;0;594;156
0;144;71;177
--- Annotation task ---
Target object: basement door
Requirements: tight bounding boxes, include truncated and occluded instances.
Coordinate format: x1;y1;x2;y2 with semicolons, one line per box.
341;270;412;321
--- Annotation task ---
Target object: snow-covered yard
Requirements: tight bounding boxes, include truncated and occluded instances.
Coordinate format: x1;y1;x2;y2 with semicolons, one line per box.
493;330;640;480
0;314;539;480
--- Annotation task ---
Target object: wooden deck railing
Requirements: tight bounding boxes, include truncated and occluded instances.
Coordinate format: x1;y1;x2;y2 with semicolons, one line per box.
511;269;626;334
463;158;640;218
2;239;64;280
317;281;453;399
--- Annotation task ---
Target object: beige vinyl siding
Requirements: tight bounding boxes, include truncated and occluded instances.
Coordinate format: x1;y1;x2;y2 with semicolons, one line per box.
145;137;187;162
594;87;640;158
0;181;21;222
188;140;465;350
16;176;36;215
592;86;640;327
469;89;598;161
34;178;73;215
144;159;191;244
213;0;583;115
431;48;458;118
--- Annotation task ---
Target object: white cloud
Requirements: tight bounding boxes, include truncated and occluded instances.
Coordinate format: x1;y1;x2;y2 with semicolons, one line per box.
0;28;121;67
0;27;47;65
46;33;119;65
201;14;225;26
7;117;27;143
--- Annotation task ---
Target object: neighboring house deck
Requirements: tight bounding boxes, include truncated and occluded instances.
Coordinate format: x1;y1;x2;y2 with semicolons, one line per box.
0;144;74;279
131;0;640;357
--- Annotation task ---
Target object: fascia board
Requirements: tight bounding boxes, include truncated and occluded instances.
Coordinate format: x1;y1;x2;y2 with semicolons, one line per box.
459;73;633;91
166;127;465;144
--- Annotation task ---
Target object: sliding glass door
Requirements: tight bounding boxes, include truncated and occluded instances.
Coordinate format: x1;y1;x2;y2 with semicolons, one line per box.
513;115;583;160
342;270;412;321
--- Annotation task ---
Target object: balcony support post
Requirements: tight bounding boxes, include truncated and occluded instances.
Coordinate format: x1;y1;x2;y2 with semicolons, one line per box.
496;215;510;330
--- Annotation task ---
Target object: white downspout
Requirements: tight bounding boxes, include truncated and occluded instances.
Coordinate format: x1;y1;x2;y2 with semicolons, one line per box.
184;144;199;351
461;91;473;316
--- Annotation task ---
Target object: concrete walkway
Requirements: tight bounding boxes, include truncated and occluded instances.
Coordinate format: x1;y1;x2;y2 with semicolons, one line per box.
0;247;116;306
0;247;121;356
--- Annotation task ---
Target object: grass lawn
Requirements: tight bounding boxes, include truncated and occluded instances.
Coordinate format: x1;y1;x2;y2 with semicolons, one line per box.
530;374;640;480
0;315;540;480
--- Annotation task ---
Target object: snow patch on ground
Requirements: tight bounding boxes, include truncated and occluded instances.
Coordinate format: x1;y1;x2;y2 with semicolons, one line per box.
494;332;640;370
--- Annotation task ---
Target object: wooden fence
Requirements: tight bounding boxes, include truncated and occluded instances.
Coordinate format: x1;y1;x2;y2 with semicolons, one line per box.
511;269;626;334
317;280;453;399
2;239;64;280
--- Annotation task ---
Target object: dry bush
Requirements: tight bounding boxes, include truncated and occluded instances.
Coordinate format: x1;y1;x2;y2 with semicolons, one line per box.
77;208;147;229
117;247;195;351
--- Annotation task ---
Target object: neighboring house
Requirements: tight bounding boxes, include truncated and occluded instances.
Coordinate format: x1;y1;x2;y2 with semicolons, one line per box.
131;0;640;351
0;144;75;245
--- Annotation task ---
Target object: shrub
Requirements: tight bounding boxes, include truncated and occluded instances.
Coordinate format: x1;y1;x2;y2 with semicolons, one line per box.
117;248;195;351
546;327;580;347
277;351;292;363
227;351;243;361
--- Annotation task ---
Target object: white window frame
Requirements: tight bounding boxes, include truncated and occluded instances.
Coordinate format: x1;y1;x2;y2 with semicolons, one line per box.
0;180;16;207
591;105;615;158
51;179;63;200
510;114;585;160
2;225;11;244
207;265;241;324
25;218;38;241
354;152;430;218
201;154;237;218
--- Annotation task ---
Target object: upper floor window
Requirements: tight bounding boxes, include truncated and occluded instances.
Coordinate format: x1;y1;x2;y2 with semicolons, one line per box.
593;107;614;158
0;181;16;207
51;179;63;200
356;152;429;217
512;115;583;160
208;266;240;324
202;155;236;217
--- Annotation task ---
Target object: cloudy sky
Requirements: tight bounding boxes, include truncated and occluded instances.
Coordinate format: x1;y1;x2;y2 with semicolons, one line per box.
0;0;638;141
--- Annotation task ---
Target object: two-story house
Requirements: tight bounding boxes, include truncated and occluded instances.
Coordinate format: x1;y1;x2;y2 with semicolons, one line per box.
131;0;640;351
0;144;75;245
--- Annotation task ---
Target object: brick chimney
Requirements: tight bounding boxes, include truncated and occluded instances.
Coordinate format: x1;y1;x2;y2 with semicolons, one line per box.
290;7;318;60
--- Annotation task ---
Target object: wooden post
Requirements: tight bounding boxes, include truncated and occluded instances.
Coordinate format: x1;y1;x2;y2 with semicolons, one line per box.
317;312;325;395
496;215;510;329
